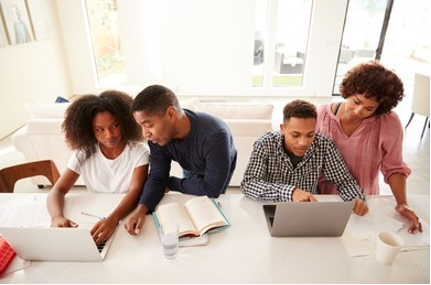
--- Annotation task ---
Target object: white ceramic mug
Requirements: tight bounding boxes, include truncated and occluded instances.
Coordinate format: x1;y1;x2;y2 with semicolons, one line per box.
375;231;403;264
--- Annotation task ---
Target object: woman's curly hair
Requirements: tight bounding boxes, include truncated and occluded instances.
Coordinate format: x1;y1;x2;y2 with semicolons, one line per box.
63;90;142;159
340;61;404;115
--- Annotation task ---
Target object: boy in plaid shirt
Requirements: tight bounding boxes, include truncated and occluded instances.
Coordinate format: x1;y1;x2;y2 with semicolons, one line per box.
241;100;368;216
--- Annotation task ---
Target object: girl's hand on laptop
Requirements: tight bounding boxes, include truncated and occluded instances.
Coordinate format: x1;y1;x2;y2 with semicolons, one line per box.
292;188;318;202
91;217;119;245
353;198;369;216
51;216;78;228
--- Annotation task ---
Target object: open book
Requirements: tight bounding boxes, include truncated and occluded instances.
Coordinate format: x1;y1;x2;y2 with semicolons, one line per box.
153;196;230;237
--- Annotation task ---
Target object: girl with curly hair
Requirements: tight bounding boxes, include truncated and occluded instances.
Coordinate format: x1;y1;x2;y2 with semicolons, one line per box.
47;90;149;244
317;61;421;234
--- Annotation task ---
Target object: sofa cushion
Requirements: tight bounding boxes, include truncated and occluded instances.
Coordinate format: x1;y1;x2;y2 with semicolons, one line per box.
55;96;70;103
193;103;273;120
25;100;70;119
26;119;64;135
179;97;199;111
226;119;273;136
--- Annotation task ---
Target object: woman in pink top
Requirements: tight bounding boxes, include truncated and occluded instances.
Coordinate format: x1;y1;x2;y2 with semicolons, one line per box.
317;61;422;234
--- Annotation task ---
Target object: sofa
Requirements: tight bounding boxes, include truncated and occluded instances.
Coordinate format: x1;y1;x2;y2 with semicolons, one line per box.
12;99;275;188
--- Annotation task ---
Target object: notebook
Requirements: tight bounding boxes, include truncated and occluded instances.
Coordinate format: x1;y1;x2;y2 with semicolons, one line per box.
0;236;16;275
152;196;230;238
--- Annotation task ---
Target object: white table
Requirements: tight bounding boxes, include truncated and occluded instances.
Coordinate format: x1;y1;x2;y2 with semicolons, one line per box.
0;193;429;283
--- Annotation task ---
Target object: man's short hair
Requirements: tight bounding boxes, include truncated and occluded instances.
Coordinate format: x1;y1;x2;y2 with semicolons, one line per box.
131;85;181;116
283;100;317;121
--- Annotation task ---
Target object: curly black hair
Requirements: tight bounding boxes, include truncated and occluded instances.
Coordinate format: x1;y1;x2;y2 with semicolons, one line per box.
283;99;317;121
63;90;142;159
340;61;404;115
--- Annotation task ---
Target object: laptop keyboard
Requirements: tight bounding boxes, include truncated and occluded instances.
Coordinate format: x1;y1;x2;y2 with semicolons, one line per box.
97;241;107;253
269;217;274;227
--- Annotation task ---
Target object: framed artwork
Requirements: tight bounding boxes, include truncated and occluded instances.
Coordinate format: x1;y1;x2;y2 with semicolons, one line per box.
0;0;33;45
0;12;9;47
27;0;52;41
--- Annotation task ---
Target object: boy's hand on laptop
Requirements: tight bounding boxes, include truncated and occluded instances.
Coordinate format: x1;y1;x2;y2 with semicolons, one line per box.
353;198;368;216
91;217;119;245
292;188;318;202
125;204;148;236
51;216;78;228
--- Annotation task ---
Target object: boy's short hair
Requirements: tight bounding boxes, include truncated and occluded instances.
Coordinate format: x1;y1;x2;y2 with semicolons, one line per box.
131;85;181;116
283;100;317;121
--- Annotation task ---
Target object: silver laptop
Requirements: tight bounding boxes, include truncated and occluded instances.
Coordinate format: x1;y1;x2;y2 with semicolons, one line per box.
0;224;118;261
263;201;354;237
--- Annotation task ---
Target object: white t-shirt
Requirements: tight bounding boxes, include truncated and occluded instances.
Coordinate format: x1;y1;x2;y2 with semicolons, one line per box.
67;142;150;194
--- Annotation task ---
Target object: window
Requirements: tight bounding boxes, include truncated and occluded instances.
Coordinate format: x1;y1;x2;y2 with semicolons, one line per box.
333;0;387;94
85;0;127;86
333;0;429;95
252;0;269;87
252;0;313;88
272;0;313;87
380;0;430;93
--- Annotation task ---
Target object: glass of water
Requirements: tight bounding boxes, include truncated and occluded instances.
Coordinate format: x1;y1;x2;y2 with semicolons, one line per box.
160;222;179;259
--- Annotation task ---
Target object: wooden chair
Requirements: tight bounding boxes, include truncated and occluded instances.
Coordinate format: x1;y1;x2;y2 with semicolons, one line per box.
0;160;60;193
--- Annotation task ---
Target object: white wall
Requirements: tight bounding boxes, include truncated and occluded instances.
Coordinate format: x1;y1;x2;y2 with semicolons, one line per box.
0;0;72;139
56;0;348;98
120;0;256;96
55;0;97;95
304;0;348;97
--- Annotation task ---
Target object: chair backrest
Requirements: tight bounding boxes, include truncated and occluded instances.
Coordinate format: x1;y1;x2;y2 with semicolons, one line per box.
0;160;60;193
411;73;430;117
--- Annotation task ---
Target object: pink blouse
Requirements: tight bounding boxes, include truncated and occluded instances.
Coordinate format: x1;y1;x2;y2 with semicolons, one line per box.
316;104;411;195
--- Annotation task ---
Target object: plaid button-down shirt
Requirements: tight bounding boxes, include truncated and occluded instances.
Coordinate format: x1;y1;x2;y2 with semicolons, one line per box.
241;131;366;202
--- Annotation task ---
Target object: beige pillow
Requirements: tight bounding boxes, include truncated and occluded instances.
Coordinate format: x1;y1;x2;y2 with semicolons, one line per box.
179;97;199;111
25;100;70;119
193;103;273;120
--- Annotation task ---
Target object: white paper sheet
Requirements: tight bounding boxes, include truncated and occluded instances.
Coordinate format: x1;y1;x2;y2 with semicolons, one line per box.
342;197;430;256
0;200;50;228
346;211;404;240
341;231;374;257
2;255;31;275
179;234;209;247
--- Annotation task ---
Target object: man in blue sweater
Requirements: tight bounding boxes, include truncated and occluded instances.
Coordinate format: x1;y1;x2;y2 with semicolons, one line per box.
125;85;237;235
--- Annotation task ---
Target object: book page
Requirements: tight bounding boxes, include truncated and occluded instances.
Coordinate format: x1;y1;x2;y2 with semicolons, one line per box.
155;202;197;236
184;197;228;236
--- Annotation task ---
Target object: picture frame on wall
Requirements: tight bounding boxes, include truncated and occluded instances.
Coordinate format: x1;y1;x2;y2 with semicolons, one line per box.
27;0;52;41
0;11;10;47
0;0;33;45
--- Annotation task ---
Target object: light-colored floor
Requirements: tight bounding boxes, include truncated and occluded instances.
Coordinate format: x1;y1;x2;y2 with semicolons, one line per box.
0;97;429;196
